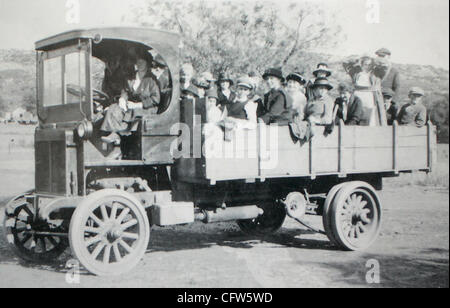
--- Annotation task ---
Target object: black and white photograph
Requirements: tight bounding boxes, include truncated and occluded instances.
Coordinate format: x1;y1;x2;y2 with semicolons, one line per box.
0;0;448;291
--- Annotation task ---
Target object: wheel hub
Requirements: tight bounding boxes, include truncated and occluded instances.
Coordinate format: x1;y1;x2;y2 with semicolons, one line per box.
102;221;122;243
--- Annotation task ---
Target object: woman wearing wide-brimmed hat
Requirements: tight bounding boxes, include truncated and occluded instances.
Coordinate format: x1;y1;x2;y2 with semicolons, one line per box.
259;67;293;124
286;72;307;119
217;72;236;111
304;77;334;125
343;54;387;126
101;51;161;147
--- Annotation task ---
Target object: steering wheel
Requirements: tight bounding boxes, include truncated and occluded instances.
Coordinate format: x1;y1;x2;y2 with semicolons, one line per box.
92;89;110;104
66;84;109;104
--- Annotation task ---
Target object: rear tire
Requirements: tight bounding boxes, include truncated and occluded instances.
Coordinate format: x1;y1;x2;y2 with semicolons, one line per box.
237;200;286;236
325;181;382;251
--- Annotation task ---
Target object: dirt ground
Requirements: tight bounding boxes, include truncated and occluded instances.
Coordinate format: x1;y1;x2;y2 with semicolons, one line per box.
0;148;448;288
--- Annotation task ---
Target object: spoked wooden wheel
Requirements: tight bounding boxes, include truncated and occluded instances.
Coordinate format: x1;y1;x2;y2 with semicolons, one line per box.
69;189;150;276
327;182;382;251
237;200;286;236
3;192;68;262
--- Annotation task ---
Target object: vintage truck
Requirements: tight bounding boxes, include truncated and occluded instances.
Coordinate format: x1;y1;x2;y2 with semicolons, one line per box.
2;27;437;276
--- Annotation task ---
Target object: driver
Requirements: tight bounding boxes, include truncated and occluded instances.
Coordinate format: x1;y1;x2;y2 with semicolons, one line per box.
100;51;161;145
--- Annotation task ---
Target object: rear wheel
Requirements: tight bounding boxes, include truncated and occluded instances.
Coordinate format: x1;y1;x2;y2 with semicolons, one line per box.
69;189;150;276
3;192;68;263
325;182;382;251
237;200;286;236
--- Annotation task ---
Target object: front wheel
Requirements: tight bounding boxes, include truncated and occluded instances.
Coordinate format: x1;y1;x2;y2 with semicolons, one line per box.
3;191;68;263
326;182;382;251
237;200;286;236
69;189;150;276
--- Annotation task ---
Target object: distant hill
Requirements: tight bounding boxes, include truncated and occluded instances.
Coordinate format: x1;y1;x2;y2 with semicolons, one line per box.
0;50;36;116
1;48;448;142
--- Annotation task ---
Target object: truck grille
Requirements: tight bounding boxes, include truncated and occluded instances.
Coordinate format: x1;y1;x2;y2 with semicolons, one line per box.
35;140;67;195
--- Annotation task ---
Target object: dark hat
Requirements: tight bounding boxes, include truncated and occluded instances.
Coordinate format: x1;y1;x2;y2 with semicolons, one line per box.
382;88;395;97
153;54;167;68
217;72;234;85
311;77;333;90
375;48;391;56
135;50;154;64
263;67;284;82
182;84;199;98
206;87;219;100
286;72;307;85
313;63;332;77
236;76;254;90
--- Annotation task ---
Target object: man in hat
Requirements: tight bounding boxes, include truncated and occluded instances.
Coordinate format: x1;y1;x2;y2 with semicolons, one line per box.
397;87;427;127
152;54;171;113
374;48;401;100
382;88;399;125
259;68;293;124
227;76;258;123
217;72;236;111
333;83;366;125
304;77;334;125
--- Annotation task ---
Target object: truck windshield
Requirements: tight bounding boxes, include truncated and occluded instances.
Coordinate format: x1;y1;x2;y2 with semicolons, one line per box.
43;50;87;107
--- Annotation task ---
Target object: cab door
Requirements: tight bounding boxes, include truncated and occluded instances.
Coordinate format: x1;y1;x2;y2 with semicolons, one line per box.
37;40;92;125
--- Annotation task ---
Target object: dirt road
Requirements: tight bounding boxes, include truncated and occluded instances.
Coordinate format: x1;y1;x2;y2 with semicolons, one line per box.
0;185;448;288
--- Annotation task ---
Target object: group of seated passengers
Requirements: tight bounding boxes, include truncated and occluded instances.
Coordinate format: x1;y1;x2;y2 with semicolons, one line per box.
98;50;166;146
179;56;427;143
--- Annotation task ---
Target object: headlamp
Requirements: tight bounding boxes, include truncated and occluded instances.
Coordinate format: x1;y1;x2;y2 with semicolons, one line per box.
76;120;93;140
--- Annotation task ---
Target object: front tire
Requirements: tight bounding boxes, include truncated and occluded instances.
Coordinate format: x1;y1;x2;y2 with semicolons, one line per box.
3;191;68;263
69;189;150;276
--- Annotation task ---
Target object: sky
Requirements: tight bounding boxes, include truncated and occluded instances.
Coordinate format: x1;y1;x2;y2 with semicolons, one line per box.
0;0;448;69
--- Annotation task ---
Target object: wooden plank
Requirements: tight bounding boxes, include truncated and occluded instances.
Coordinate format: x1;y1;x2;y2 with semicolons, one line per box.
397;147;428;170
393;121;398;173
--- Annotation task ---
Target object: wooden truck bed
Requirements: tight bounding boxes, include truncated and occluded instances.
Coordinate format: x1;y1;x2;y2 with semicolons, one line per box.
176;114;437;185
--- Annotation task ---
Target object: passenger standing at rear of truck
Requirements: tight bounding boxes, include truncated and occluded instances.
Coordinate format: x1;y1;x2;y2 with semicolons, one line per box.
373;48;401;101
343;55;387;126
397;87;427;128
259;67;293;125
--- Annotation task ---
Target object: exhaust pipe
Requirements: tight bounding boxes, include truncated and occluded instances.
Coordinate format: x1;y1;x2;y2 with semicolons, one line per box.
195;205;264;223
